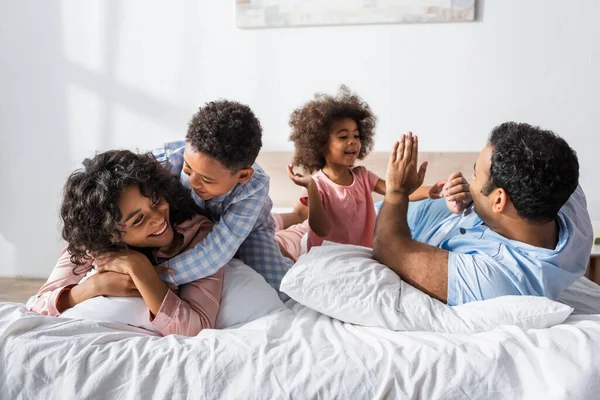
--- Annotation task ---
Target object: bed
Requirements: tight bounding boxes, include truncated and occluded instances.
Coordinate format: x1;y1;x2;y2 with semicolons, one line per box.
1;277;600;399
2;152;599;399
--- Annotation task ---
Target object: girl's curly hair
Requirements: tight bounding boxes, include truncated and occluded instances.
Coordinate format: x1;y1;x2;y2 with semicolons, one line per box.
289;85;376;173
61;150;201;268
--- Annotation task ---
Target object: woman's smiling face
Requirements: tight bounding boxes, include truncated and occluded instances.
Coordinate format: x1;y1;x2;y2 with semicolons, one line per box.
116;186;175;248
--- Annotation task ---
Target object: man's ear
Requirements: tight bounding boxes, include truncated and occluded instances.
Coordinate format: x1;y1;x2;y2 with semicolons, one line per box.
493;187;509;213
236;167;254;184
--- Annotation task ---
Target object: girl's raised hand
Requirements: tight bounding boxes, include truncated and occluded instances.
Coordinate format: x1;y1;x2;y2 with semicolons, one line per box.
287;164;314;188
428;180;446;199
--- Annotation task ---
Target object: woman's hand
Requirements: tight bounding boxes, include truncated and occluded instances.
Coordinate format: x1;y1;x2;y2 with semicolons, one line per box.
87;271;141;297
56;271;141;313
95;251;177;290
95;250;152;275
56;255;176;313
287;165;314;188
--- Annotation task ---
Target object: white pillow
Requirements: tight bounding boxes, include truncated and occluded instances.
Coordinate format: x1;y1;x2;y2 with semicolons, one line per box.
280;242;573;334
215;259;285;329
59;259;285;332
60;270;159;332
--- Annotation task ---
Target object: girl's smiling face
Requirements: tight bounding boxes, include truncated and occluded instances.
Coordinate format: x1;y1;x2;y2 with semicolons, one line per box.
325;118;362;167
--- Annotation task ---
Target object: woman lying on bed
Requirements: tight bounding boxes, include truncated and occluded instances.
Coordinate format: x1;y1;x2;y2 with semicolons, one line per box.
28;150;224;336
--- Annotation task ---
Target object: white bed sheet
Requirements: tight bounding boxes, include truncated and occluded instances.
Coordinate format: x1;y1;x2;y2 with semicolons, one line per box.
2;277;600;400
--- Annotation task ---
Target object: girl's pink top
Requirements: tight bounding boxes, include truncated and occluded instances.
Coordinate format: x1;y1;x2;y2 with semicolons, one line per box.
300;166;379;251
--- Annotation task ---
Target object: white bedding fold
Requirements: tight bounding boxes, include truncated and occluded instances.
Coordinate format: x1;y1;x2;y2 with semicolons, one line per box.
2;301;600;399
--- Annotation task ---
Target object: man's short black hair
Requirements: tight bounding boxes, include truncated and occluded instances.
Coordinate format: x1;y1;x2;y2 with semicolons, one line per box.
483;122;579;222
186;100;262;172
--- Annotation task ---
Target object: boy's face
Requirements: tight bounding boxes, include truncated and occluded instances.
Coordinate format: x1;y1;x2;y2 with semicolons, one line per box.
183;143;253;201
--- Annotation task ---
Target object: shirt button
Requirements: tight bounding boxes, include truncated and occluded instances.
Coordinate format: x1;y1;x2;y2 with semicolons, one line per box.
459;228;466;234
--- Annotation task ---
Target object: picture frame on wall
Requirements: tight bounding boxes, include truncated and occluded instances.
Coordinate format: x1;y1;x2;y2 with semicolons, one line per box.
236;0;475;29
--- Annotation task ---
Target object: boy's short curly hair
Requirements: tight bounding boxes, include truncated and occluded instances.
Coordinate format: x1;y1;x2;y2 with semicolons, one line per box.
186;100;263;172
61;150;201;268
289;85;376;173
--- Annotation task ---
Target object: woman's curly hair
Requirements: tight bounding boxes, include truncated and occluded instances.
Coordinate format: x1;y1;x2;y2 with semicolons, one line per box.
61;150;201;267
289;85;376;173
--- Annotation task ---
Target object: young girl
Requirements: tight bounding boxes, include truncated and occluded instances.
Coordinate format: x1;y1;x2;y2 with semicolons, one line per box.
286;86;462;251
28;150;223;336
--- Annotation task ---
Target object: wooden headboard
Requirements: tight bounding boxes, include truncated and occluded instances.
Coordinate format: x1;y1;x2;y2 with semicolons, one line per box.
256;152;478;208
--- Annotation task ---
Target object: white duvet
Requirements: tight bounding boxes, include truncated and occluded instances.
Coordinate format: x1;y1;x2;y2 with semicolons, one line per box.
2;281;600;400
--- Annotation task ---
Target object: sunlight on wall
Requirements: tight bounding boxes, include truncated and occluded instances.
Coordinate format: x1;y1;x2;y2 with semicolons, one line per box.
0;234;17;277
66;83;103;161
114;2;188;105
110;102;178;151
60;0;107;74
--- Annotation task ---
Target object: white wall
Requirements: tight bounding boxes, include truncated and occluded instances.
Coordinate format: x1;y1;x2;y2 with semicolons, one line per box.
1;0;599;278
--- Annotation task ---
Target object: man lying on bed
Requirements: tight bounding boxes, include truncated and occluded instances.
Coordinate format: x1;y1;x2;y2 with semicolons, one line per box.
374;122;593;306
